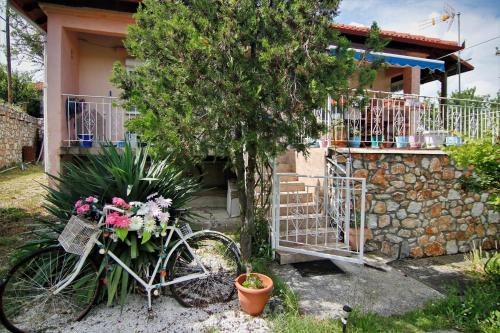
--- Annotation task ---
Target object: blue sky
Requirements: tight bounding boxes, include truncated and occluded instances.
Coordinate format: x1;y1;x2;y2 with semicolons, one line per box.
337;0;500;97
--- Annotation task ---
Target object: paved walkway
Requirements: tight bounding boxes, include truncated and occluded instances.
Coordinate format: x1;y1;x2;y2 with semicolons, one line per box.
273;256;443;319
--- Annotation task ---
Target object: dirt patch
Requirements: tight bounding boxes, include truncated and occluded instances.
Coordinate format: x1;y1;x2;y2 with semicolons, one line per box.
390;254;477;294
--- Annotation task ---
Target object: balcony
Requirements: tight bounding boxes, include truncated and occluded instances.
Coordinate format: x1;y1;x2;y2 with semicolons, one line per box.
62;94;138;149
314;90;499;149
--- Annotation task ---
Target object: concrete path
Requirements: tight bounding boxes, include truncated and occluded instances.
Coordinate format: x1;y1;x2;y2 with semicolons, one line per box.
272;258;443;319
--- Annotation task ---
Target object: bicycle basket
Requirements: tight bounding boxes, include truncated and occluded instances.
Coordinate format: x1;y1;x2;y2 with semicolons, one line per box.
179;223;193;237
58;215;101;256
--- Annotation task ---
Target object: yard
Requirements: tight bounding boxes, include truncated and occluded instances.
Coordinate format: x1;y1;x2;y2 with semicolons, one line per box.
0;164;498;333
0;165;48;273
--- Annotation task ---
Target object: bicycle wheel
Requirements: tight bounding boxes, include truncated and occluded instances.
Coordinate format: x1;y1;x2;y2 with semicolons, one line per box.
168;232;241;307
0;247;100;333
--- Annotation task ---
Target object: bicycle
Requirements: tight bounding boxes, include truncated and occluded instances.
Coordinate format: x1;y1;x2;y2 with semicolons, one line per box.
0;205;242;333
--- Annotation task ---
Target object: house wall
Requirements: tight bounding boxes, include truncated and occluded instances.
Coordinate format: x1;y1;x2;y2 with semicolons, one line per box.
43;4;133;177
0;105;43;169
349;152;498;258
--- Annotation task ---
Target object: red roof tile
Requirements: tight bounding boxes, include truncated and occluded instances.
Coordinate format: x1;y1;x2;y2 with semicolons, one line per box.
332;23;463;51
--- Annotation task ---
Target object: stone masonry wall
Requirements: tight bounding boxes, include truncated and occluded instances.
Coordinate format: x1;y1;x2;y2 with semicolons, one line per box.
0;105;43;169
350;152;499;258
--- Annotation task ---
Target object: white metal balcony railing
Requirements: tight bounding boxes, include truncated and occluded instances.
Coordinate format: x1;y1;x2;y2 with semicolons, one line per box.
63;94;139;147
313;90;500;149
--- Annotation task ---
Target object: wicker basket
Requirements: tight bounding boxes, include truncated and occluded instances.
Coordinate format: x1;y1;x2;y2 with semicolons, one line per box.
58;215;101;256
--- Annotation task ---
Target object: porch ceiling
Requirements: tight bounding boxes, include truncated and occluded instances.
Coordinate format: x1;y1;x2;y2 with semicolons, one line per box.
10;0;140;31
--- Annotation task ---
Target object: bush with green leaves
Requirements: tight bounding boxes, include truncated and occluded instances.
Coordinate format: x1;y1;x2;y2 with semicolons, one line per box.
23;143;199;305
445;138;500;211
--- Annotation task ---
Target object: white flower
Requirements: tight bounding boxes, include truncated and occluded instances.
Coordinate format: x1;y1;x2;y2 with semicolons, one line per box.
147;192;159;200
136;202;151;216
158;212;170;223
143;216;157;233
150;203;162;218
156;196;172;208
128;216;144;231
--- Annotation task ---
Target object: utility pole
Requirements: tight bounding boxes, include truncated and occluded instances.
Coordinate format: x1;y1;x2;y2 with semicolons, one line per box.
457;12;461;94
5;1;12;103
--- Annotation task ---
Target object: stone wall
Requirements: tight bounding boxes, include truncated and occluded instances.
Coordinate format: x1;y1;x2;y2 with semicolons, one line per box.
350;152;499;258
0;105;43;169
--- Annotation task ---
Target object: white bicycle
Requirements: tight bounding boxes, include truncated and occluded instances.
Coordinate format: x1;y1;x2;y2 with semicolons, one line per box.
0;206;241;333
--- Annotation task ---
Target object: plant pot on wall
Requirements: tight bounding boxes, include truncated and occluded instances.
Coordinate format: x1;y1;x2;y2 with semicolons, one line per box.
370;135;383;148
235;273;273;316
348;228;372;252
77;134;94;148
445;135;462;146
409;135;423;149
395;136;409;148
348;136;361;148
423;130;447;148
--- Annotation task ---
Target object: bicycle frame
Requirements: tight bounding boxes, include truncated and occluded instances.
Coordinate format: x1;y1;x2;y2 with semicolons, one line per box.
54;205;221;310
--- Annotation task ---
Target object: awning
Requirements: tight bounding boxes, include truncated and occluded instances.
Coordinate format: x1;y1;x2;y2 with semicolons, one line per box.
329;46;445;71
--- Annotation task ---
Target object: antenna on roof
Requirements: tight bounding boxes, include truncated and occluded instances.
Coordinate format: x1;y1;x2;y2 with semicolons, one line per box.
418;3;456;31
419;3;462;94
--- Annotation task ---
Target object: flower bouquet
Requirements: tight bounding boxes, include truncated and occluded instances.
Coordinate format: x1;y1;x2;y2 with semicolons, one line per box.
103;193;173;244
73;196;101;222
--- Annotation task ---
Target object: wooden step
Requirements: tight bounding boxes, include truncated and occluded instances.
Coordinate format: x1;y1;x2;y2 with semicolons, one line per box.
279;191;313;204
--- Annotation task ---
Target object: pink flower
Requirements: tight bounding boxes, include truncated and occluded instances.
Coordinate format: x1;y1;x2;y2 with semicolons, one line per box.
75;200;83;208
112;197;130;209
105;212;130;228
85;196;95;203
76;204;90;215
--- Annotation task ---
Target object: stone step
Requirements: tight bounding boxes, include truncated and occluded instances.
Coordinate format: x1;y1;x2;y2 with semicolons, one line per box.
275;243;352;265
279;228;340;245
276;163;294;173
278;181;305;192
278;215;333;231
279;201;317;215
279;191;314;204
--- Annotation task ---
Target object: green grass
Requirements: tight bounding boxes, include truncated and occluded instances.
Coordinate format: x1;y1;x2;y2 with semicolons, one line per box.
250;255;500;333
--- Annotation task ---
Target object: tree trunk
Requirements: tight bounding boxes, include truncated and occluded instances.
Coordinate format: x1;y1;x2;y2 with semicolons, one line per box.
5;6;13;104
239;141;257;260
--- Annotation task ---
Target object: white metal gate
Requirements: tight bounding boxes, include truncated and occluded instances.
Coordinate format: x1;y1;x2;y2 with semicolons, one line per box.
271;163;366;264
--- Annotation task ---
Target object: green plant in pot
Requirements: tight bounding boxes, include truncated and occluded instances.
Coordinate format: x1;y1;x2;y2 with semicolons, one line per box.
235;266;273;316
348;129;362;148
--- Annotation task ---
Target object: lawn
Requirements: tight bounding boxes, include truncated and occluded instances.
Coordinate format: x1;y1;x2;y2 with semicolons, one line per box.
0;164;48;272
251;257;500;333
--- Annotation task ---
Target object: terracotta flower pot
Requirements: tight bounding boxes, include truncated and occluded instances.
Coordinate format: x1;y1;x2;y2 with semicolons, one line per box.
235;273;273;316
348;228;372;252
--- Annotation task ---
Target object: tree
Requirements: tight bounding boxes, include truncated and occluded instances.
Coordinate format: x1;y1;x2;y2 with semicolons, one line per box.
113;0;385;259
0;64;42;117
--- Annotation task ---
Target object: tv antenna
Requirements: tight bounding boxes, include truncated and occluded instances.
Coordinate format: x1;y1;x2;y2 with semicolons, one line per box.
419;3;462;93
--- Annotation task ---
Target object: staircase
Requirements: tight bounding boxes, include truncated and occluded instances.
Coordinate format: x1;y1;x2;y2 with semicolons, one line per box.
273;155;351;264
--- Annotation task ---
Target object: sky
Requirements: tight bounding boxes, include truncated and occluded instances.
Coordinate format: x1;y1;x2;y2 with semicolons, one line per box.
336;0;500;97
4;0;500;97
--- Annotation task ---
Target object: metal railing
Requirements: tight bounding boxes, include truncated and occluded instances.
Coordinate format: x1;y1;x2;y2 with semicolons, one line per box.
271;172;366;264
62;94;139;146
313;90;500;148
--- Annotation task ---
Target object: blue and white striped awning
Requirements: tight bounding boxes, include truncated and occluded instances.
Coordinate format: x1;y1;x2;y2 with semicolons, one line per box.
329;46;445;72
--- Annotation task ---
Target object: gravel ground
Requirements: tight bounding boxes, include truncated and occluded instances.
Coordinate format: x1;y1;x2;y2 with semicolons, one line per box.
60;295;270;333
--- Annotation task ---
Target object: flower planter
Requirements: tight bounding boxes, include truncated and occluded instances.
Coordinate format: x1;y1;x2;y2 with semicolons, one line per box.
370;135;383;148
445;136;462;146
423;130;447;148
348;136;361;148
409;135;423;149
77;134;94;148
395;136;409;148
348;228;372;251
235;273;273;316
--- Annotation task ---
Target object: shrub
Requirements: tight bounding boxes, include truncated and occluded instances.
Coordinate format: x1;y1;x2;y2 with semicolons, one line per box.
24;143;200;305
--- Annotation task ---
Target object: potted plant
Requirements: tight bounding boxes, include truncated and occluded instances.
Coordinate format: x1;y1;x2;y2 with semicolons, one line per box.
348;129;361;148
423;130;447;148
77;134;94;148
395;135;409;148
347;212;372;251
445;131;463;146
370;134;383;148
235;268;273;316
331;118;347;147
409;134;423;149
